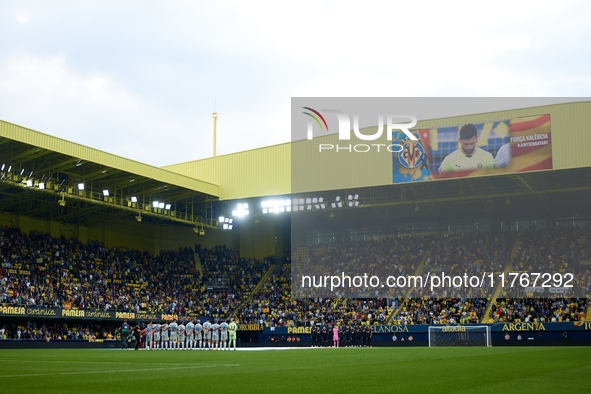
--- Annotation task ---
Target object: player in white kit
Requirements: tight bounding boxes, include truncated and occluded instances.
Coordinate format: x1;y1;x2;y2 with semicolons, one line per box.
153;322;161;349
220;319;229;350
178;321;186;350
194;320;203;350
185;320;195;350
146;322;153;350
161;321;169;349
202;319;212;350
169;319;178;349
211;319;220;350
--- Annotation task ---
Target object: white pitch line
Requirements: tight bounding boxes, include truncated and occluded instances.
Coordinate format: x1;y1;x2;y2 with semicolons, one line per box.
0;364;240;378
0;360;190;365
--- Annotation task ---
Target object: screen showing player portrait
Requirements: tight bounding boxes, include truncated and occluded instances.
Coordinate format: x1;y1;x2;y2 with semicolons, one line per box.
392;114;552;183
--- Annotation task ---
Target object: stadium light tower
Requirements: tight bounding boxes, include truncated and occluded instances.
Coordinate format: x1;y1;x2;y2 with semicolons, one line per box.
213;112;218;157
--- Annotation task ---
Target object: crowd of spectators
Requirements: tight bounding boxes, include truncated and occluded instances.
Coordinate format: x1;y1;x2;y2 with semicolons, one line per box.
0;227;202;315
292;237;428;298
239;261;395;327
2;225;590;329
0;320;120;341
196;245;278;317
392;298;487;325
0;228;279;320
239;228;591;326
510;226;591;297
489;298;587;323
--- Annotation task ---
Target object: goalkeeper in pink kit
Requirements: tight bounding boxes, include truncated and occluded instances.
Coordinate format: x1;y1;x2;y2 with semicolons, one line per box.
332;324;339;348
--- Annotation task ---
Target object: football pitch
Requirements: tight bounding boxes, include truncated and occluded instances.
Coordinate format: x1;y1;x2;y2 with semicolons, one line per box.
1;347;590;393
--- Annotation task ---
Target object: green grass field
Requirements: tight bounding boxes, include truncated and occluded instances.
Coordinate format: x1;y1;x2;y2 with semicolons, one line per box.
1;347;590;393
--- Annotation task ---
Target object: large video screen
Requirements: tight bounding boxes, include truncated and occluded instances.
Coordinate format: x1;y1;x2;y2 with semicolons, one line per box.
393;114;552;183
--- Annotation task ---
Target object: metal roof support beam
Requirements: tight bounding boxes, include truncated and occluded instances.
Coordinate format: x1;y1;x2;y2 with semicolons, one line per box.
509;174;535;193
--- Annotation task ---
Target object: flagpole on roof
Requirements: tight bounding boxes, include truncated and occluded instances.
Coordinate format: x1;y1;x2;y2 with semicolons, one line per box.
213;112;218;157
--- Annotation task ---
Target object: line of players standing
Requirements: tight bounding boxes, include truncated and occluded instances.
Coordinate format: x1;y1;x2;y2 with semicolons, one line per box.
125;317;238;350
310;324;373;348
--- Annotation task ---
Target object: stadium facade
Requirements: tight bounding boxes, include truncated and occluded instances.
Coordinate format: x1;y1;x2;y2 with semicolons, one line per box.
2;99;591;347
1;101;589;259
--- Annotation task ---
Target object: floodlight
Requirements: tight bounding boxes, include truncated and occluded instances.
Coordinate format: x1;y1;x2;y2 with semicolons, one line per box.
165;204;171;210
39;182;45;190
158;202;164;209
103;190;109;196
228;219;233;224
20;169;25;175
0;164;4;171
320;203;325;209
306;205;312;210
7;166;11;172
306;198;311;204
225;218;229;223
219;216;225;223
228;225;233;230
319;197;324;203
348;195;353;200
262;201;268;208
233;203;249;217
263;208;268;214
354;194;359;200
315;204;320;209
335;196;341;202
292;206;298;212
223;224;229;230
274;207;280;214
292;199;298;205
337;202;343;208
26;180;33;187
298;198;304;205
279;207;284;212
29;171;33;177
299;205;304;211
312;198;318;204
354;201;359;207
78;183;85;190
131;196;138;203
286;206;291;212
331;203;336;208
348;202;353;207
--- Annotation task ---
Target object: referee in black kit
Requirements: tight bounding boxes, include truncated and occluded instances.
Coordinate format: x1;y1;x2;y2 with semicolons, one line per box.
134;323;143;350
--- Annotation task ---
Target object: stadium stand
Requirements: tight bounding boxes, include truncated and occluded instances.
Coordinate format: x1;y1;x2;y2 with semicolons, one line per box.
0;320;123;341
234;228;590;327
3;225;590;330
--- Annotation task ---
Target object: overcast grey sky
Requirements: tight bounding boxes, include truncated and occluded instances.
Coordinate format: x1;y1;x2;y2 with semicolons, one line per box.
1;1;590;167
